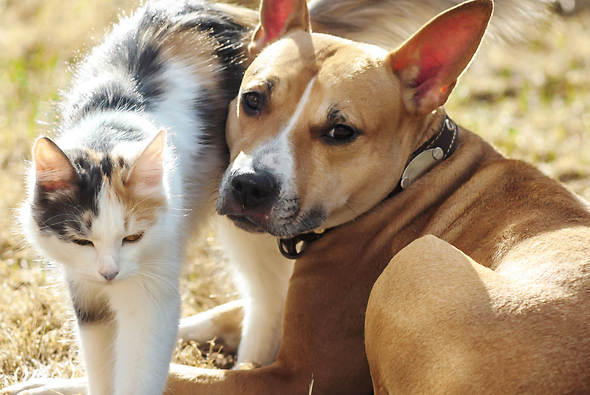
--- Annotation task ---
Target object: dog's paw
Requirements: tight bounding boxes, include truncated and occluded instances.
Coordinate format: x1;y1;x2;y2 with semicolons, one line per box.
178;300;243;351
1;377;87;395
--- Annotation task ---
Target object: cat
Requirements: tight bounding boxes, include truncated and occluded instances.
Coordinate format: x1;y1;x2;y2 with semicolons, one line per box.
17;1;257;394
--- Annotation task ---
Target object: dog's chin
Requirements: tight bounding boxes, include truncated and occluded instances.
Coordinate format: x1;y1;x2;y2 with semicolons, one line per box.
227;215;267;234
227;208;327;239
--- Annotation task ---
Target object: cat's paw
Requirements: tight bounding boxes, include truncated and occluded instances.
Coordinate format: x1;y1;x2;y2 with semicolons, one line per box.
1;377;87;395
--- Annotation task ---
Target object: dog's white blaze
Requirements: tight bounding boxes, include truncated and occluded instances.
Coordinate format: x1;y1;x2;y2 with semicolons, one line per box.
281;76;317;137
256;77;317;195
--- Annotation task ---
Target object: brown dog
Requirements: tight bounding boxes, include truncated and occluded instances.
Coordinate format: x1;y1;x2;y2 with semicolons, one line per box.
165;0;590;393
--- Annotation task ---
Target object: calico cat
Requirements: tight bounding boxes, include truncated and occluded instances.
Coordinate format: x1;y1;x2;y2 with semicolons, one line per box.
18;1;256;394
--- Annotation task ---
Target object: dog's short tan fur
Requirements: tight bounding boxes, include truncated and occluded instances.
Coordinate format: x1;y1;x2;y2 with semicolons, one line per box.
165;0;590;393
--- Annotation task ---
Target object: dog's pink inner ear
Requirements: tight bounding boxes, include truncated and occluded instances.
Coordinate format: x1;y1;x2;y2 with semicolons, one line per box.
250;0;310;54
388;0;493;115
262;0;298;41
127;130;166;194
33;137;77;191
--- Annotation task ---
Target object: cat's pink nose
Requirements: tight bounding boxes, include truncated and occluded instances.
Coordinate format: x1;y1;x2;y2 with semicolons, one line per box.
100;269;119;281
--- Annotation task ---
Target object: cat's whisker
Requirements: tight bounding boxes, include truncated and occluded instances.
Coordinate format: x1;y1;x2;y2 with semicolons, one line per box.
136;266;179;285
140;260;181;269
167;206;191;212
5;238;31;254
136;273;178;295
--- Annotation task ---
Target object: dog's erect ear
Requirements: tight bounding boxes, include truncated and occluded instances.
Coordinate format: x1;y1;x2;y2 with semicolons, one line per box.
387;0;493;116
249;0;311;55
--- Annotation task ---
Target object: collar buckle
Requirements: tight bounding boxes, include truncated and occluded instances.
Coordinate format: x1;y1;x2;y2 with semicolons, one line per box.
278;230;329;259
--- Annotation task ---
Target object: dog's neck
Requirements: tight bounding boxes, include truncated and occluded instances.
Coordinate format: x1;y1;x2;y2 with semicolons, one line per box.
278;108;458;259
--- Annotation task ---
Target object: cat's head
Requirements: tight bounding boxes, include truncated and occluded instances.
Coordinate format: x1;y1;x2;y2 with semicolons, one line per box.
20;131;170;284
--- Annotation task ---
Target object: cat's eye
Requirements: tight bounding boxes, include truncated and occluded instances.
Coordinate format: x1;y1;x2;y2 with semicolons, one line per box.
72;238;94;247
123;233;144;243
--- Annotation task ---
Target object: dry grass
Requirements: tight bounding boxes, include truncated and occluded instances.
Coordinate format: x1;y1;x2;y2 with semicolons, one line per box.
0;0;589;389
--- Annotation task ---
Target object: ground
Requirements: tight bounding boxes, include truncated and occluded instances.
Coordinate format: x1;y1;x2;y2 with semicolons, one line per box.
1;0;590;389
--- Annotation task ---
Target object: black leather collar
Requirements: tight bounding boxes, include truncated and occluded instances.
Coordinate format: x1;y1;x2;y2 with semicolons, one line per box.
278;115;459;260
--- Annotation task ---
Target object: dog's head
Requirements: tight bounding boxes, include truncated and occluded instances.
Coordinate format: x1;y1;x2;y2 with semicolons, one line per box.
217;0;492;238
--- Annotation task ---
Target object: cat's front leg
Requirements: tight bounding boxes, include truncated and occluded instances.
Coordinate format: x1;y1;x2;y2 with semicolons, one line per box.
67;279;118;395
109;276;181;395
216;218;294;367
77;321;116;395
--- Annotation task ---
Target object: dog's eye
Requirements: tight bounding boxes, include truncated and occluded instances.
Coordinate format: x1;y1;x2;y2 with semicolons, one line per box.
327;125;356;141
123;233;144;243
72;238;94;247
242;91;263;114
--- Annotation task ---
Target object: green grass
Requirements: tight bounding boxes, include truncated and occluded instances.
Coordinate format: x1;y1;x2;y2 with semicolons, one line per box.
1;0;590;388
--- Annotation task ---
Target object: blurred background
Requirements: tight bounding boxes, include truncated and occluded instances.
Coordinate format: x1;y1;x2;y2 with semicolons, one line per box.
1;0;589;387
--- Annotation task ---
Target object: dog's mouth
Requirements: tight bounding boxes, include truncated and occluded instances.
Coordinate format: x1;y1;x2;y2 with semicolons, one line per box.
223;206;327;239
226;213;267;234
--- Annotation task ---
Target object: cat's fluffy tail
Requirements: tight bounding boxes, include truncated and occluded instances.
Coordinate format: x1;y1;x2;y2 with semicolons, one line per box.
308;0;551;49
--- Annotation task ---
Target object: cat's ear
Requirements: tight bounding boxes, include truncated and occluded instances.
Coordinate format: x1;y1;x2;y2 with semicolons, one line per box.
127;130;166;194
33;137;78;191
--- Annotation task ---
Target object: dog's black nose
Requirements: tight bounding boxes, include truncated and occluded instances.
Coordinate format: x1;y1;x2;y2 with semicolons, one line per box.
231;171;276;208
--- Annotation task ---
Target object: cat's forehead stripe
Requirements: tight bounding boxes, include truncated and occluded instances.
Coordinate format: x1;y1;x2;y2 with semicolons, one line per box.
71;149;116;179
100;156;114;179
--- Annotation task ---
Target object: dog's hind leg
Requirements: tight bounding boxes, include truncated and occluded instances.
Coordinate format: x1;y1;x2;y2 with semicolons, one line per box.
365;235;501;394
365;235;590;395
